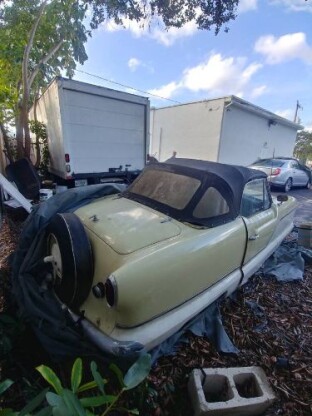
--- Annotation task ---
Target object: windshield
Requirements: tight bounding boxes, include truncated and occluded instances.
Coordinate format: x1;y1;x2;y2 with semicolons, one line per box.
252;159;285;168
128;169;201;210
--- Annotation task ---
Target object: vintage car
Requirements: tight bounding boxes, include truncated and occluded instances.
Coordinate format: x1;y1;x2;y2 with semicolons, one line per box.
44;158;297;356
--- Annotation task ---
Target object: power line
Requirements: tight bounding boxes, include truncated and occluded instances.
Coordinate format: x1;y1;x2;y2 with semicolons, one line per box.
75;68;182;104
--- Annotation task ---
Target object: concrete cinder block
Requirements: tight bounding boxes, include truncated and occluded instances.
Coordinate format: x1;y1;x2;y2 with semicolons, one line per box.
188;366;275;416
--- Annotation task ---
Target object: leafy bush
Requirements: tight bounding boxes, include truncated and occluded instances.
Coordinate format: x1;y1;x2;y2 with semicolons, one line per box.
0;354;151;416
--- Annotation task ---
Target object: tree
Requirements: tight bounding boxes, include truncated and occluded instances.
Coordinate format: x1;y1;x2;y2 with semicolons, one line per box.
0;0;239;163
294;130;312;163
85;0;239;33
0;0;90;162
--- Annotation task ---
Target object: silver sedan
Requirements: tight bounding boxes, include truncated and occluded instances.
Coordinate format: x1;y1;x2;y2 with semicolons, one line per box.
250;158;311;192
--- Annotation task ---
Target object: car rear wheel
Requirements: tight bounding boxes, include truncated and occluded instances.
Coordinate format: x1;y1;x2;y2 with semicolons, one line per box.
45;213;94;311
284;178;292;193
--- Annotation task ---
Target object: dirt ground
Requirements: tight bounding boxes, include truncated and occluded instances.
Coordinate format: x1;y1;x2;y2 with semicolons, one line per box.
0;215;312;415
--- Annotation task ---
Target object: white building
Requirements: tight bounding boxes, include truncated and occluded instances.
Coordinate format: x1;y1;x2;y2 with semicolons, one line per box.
150;96;302;166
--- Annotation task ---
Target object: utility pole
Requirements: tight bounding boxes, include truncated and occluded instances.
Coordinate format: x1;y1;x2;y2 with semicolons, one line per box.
294;100;303;123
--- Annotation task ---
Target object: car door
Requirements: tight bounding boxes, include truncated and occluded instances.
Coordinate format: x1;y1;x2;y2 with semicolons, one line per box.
240;178;278;265
290;161;308;186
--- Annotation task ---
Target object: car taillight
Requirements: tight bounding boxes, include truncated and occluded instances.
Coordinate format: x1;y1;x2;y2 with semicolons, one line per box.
272;168;281;176
105;277;117;307
65;153;70;163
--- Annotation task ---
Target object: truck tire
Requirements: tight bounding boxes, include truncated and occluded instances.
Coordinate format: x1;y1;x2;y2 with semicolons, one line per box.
45;213;94;310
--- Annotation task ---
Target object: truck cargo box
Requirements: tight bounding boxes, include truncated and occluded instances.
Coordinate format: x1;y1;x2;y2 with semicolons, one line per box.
32;77;150;186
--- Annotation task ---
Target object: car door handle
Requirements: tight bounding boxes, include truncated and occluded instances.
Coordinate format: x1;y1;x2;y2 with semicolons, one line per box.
249;234;259;241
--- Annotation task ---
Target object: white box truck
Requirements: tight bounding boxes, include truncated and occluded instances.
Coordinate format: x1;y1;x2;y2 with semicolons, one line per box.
150;96;301;166
32;77;150;186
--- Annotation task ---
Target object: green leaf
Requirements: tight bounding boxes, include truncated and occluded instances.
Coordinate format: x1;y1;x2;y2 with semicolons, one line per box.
61;389;86;416
46;392;63;408
77;380;106;394
90;362;105;395
109;363;125;388
76;381;97;394
0;379;14;395
36;366;63;395
123;354;151;390
49;395;67;416
71;358;82;393
80;395;115;408
19;388;50;416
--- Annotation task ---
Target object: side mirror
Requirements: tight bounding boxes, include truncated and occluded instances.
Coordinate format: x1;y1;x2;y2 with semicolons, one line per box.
277;194;288;203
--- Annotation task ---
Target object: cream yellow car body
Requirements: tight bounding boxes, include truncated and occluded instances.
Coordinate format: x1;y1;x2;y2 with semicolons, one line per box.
74;189;296;351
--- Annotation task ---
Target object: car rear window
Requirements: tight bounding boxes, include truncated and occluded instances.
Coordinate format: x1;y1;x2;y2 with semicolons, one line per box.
252;159;285;168
129;169;201;210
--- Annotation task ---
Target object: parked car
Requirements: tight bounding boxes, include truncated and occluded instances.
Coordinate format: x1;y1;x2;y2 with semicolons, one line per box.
44;158;297;356
250;158;311;192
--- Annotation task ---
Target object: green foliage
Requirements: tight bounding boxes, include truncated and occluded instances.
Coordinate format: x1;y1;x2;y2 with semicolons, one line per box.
85;0;239;34
0;0;90;159
35;355;151;416
36;366;63;396
0;379;14;395
0;0;90;96
294;130;312;163
123;354;152;390
90;361;106;395
0;355;151;415
71;358;83;394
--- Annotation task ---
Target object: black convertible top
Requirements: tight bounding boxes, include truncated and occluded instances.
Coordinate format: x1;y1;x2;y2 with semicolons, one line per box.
166;157;266;191
124;158;267;227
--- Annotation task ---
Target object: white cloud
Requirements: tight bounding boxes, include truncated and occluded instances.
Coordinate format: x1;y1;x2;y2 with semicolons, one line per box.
148;53;262;99
305;124;312;131
149;81;182;99
270;0;312;13
102;17;197;46
128;58;141;71
275;108;294;120
104;18;145;37
182;54;262;95
255;32;312;64
151;21;198;46
127;57;154;73
251;85;268;98
238;0;258;13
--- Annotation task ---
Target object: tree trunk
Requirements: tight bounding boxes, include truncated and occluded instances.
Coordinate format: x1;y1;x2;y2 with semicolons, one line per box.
15;104;25;159
20;0;48;161
23;102;31;159
33;94;41;168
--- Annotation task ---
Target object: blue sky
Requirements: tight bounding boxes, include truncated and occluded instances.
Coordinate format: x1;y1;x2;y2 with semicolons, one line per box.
74;0;312;129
